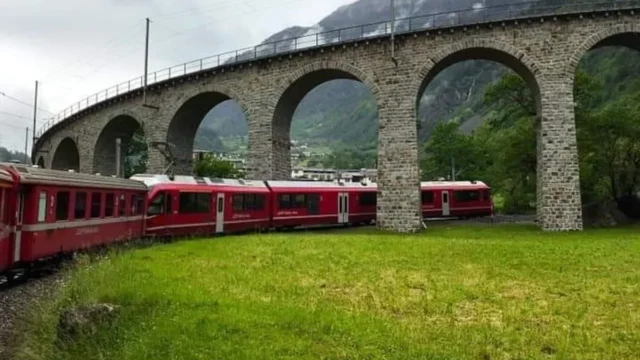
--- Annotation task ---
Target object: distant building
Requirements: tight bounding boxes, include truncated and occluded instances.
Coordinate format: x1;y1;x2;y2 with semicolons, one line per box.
193;149;247;173
291;167;336;181
291;167;377;183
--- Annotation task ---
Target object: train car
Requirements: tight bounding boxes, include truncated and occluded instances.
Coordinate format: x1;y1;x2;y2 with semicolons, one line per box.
131;174;271;237
266;180;377;229
420;181;492;219
0;166;17;278
0;163;147;278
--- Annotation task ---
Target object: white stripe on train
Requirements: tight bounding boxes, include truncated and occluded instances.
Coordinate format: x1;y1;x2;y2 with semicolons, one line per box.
21;216;144;232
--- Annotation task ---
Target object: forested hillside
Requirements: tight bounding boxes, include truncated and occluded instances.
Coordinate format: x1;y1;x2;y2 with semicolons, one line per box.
194;0;534;152
422;46;640;214
0;147;29;164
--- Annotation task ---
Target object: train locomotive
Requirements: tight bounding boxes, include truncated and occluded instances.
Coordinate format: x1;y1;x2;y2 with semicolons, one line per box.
0;163;492;283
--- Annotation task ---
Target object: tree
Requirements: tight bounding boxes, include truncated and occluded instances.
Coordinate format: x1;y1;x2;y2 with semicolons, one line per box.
421;120;478;181
194;154;245;178
577;86;640;201
124;129;148;178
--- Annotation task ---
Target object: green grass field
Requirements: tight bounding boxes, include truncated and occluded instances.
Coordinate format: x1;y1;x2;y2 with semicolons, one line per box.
14;225;640;360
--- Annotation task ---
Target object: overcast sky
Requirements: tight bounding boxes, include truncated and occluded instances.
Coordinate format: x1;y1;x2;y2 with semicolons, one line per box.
0;0;355;151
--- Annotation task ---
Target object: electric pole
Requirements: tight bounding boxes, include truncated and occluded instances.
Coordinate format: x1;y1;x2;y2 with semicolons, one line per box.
24;127;29;164
143;17;150;105
390;0;395;60
31;80;38;158
116;138;122;178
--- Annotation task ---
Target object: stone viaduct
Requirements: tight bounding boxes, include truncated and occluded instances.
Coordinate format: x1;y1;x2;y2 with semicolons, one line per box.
33;2;640;233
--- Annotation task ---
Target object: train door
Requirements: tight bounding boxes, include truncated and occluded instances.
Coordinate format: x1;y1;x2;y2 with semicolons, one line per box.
146;191;172;234
441;190;450;217
13;191;25;263
216;193;224;233
338;192;349;224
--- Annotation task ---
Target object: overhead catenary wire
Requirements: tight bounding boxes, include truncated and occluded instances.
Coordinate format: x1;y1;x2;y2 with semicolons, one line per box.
0;91;55;115
40;0;274;86
151;0;266;21
148;0;307;54
32;0;321;121
0;110;31;121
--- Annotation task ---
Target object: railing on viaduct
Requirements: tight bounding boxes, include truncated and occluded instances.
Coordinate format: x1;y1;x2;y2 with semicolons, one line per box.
36;0;640;139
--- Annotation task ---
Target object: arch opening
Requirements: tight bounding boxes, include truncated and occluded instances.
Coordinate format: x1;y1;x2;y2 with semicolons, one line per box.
273;69;378;180
93;115;147;177
417;47;541;215
36;156;45;168
572;31;640;223
167;92;248;177
51;137;80;172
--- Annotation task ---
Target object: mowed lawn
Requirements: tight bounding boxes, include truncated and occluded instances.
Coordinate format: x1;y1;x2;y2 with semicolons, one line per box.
15;225;640;360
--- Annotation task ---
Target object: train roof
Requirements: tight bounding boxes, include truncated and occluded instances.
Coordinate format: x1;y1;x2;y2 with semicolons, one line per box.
0;168;12;183
130;174;268;189
266;180;376;190
421;181;489;189
0;164;147;191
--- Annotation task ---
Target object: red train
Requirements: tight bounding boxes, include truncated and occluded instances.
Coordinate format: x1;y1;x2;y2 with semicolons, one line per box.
0;163;492;283
420;181;493;219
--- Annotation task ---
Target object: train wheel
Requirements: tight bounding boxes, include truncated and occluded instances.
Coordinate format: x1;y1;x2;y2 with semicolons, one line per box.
6;270;28;285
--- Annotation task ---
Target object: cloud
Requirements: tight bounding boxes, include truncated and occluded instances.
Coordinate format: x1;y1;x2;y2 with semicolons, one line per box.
0;0;354;151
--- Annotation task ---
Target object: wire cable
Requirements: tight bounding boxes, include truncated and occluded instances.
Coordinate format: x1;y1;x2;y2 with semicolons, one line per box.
0;91;56;115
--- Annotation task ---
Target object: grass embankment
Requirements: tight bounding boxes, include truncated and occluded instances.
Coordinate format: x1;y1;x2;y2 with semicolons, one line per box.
14;225;640;359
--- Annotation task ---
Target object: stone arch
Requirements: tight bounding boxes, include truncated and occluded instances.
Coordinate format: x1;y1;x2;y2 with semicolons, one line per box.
270;61;380;179
93;114;144;176
166;84;250;175
567;24;640;78
413;39;542;116
36;156;45;168
51;137;80;172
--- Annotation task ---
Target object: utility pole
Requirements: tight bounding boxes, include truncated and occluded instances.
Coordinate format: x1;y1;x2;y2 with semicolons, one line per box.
31;80;38;154
390;0;395;61
143;17;150;105
115;138;122;178
451;156;456;182
24;127;29;164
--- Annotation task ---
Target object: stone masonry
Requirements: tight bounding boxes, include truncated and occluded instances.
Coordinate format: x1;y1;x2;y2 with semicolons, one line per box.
33;8;640;233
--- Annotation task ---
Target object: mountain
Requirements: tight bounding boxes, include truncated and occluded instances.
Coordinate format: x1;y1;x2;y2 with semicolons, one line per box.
193;0;629;159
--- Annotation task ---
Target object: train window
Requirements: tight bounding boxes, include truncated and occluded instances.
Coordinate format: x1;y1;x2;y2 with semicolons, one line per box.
232;194;265;212
137;196;144;216
421;191;434;204
254;194;265;211
75;192;87;219
279;194;291;209
56;191;70;221
148;193;165;216
118;194;127;217
244;194;256;211
233;194;244;212
0;189;5;224
130;195;138;215
131;194;144;216
37;191;47;222
359;192;377;206
307;194;319;215
105;193;115;217
483;190;491;201
455;191;481;202
91;192;102;218
294;194;306;208
165;193;172;214
196;193;211;213
179;192;211;214
0;190;3;224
